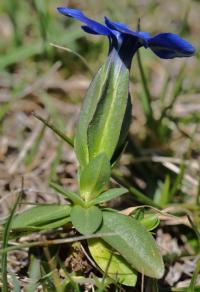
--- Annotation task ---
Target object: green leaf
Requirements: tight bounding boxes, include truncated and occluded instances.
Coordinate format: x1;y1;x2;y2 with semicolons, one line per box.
139;214;160;231
88;60;129;161
74;63;110;167
11;205;71;230
88;238;137;286
50;182;84;205
89;188;128;206
79;153;111;201
154;175;170;207
172;287;200;292
26;255;41;292
99;211;164;279
70;205;102;235
12;217;71;232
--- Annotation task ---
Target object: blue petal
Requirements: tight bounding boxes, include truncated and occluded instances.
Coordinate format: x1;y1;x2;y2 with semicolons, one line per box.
105;18;130;31
105;17;138;36
57;7;111;36
81;25;100;35
148;33;196;59
104;17;150;47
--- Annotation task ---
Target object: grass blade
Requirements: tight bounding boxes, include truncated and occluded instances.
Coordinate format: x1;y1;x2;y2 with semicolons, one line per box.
26;255;41;292
1;182;22;292
50;43;93;75
129;186;161;209
188;257;200;291
136;50;154;126
10;272;21;292
33;112;74;147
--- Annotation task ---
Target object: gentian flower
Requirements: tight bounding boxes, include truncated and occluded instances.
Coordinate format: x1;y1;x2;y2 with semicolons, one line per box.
57;7;195;68
57;7;195;167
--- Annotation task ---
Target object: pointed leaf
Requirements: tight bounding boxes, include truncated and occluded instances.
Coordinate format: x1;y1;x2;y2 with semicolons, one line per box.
12;217;71;232
11;205;71;230
50;182;84;205
70;205;102;235
79;153;111;201
139;214;160;231
89;188;128;206
39;217;71;230
88;238;137;286
99;211;164;279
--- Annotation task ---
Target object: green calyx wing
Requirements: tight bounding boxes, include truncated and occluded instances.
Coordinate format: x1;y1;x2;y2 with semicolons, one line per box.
75;55;131;167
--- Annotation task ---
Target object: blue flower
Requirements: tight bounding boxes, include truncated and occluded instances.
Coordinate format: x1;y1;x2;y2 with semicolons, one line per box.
57;7;195;68
57;7;196;167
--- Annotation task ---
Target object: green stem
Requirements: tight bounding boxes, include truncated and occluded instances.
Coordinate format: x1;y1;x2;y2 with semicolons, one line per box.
136;50;154;126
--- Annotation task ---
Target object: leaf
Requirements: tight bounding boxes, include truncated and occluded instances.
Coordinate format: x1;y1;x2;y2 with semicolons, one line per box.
172;287;200;292
139;214;160;231
88;60;129;161
88;238;137;286
74;63;110;167
26;255;41;292
89;188;128;206
40;217;71;230
70;205;102;235
11;205;71;230
154;175;170;207
99;211;164;279
12;217;71;232
79;153;111;201
50;182;84;205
